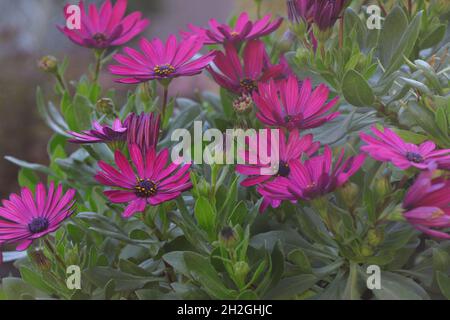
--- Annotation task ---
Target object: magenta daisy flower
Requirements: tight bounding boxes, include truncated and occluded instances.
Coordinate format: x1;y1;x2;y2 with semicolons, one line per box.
208;40;284;95
181;12;283;45
0;183;76;251
68;118;127;144
109;35;216;84
58;0;149;49
124;112;160;155
253;75;339;130
360;126;450;170
402;171;450;239
236;129;319;211
260;146;365;202
313;0;348;31
95;145;192;218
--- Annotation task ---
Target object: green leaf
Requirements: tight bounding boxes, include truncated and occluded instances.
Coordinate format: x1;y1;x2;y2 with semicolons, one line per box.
435;107;448;136
379;6;408;68
436;272;450;299
420;24;446;49
393;129;428;144
342;70;375;107
372;272;429;300
194;196;217;238
264;275;317;299
382;11;422;79
288;249;312;273
4;156;53;175
17;168;39;191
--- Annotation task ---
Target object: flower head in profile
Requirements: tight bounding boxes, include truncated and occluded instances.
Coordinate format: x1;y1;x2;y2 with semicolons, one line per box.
0;183;76;251
124;112;160;155
260;146;365;202
360;126;450;170
254;75;339;130
109;35;216;84
402;170;450;239
181;12;283;45
208;40;284;96
68;118;127;144
58;0;150;49
287;0;315;25
312;0;348;31
95;145;192;218
236;129;319;211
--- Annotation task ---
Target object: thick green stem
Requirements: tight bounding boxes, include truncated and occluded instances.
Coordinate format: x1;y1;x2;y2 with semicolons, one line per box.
161;84;169;122
44;237;66;270
93;49;105;84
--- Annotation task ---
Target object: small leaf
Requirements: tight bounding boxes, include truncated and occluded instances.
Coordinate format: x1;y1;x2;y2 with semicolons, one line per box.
342;70;375;107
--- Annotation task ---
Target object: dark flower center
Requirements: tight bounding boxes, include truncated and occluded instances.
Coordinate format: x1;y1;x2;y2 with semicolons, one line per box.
406;152;424;163
240;78;257;93
277;161;290;177
134;179;157;198
154;64;176;77
28;217;49;234
92;33;108;45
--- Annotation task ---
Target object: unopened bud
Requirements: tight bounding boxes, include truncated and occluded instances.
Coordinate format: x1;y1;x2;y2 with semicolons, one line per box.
361;245;374;257
233;94;253;114
96;98;115;116
339;182;359;207
38;55;58;73
197;179;211;198
233;261;250;281
374;170;391;198
29;250;52;271
367;228;384;247
219;226;239;249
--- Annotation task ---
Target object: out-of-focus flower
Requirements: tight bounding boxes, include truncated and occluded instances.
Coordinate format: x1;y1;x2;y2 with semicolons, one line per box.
181;12;283;45
360;126;450;170
0;183;76;251
287;0;315;25
58;0;149;49
208;40;284;95
68;118;127;144
109;35;216;84
402;171;450;239
260;146;365;202
124;112;160;155
236;129;319;211
95;145;192;218
253;75;339;130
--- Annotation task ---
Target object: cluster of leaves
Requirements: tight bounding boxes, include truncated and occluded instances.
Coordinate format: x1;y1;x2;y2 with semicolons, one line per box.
1;0;450;300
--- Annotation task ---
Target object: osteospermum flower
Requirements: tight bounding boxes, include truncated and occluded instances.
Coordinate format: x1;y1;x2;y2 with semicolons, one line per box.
360;126;450;170
95;145;192;218
312;0;348;31
0;183;76;251
287;0;315;25
124;112;160;155
181;12;283;45
260;146;365;201
68;118;127;144
236;129;319;211
208;40;284;95
402;171;450;239
58;0;149;49
253;75;339;130
109;35;216;84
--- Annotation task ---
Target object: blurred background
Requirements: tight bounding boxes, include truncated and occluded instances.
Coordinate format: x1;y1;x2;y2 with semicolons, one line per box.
0;0;286;199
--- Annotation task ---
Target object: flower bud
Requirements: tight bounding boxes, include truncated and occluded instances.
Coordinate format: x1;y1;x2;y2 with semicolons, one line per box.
96;98;115;116
361;245;374;257
29;250;52;271
197;179;211;198
38;55;58;73
374;171;391;198
233;261;250;281
219;226;239;249
367;228;384;247
339;182;359;207
232;94;253;114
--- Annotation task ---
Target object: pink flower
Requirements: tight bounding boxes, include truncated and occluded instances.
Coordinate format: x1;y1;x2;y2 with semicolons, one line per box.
0;183;76;251
109;35;216;84
208;40;284;95
402;171;450;239
360;126;450;170
95;145;192;218
260;146;365;201
181;12;283;45
68;118;127;144
236;129;320;211
253;75;339;130
58;0;149;49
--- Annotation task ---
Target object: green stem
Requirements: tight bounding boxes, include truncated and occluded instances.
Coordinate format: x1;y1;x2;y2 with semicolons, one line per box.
93;49;105;84
161;84;169;123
